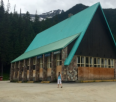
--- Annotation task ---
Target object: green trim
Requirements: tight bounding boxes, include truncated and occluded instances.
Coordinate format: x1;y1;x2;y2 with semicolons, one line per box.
99;4;116;46
64;3;100;65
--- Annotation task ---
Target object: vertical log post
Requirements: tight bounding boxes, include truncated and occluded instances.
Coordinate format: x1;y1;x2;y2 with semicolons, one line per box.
15;62;18;81
18;61;22;81
35;57;39;81
23;60;27;82
29;58;33;81
51;52;56;81
43;55;47;81
14;62;16;80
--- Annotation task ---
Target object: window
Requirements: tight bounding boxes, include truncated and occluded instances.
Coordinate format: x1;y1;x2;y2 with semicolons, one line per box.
104;59;107;68
81;57;84;67
101;59;104;67
90;57;93;67
77;56;80;67
77;56;114;68
94;58;96;67
27;66;29;70
40;58;43;68
18;62;20;68
110;59;114;68
27;59;30;66
56;54;62;66
108;59;110;68
22;61;24;67
47;56;51;68
86;57;89;67
33;65;35;70
97;58;100;67
33;57;36;65
77;56;85;67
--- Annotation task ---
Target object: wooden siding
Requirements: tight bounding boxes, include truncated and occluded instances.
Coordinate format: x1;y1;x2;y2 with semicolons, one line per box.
56;65;62;77
68;7;116;59
33;70;35;77
78;67;114;80
39;68;43;78
27;70;29;79
47;68;51;77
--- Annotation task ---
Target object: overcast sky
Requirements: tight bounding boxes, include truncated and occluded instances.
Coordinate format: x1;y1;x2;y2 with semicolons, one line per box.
3;0;116;14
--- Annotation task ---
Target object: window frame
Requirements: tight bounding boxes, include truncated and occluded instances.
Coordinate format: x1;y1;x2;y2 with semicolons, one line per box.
77;55;114;68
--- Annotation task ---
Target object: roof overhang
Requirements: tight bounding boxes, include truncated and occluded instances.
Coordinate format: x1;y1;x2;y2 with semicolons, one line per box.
11;33;80;63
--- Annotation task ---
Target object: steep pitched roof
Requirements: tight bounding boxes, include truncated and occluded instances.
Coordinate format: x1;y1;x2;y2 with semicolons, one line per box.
12;2;115;64
64;3;116;65
25;2;100;53
12;33;80;62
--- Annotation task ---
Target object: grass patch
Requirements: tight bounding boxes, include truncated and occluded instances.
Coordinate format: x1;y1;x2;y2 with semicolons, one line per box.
3;73;10;80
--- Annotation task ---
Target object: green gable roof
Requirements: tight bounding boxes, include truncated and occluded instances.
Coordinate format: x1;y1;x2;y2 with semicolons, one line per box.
12;33;80;63
25;2;100;53
64;3;116;65
12;2;115;65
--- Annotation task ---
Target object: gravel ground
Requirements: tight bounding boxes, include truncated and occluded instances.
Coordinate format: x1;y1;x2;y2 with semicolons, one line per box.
0;81;116;102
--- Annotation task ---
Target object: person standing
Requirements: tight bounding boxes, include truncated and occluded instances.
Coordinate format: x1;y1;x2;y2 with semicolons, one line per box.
57;72;62;88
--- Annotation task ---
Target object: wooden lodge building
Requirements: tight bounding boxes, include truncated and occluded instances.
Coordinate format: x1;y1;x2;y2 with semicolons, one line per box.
10;3;116;82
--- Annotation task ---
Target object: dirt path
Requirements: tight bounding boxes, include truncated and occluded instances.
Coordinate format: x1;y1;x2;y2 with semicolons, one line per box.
0;81;116;102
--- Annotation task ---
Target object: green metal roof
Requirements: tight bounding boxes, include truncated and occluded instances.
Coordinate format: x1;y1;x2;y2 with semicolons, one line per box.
64;3;116;65
25;2;100;53
12;33;80;63
12;2;116;65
